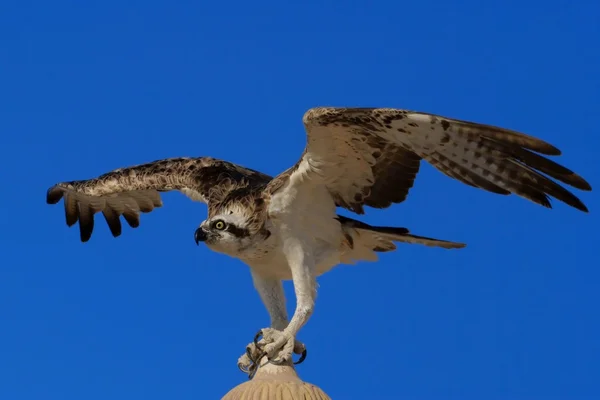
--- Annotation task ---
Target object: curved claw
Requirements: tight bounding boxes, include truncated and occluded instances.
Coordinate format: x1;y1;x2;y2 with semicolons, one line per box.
237;361;252;374
268;348;308;366
294;348;307;365
238;357;260;381
246;328;306;374
248;364;259;380
268;356;288;366
245;346;254;361
252;349;266;365
240;343;268;380
253;329;264;347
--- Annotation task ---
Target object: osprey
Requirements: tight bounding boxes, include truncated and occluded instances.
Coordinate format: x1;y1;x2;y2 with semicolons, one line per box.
46;107;591;374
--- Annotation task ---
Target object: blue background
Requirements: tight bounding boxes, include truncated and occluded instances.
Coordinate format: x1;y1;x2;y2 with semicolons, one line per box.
1;1;598;399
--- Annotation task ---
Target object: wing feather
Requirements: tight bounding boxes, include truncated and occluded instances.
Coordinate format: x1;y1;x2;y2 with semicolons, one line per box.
77;203;94;242
367;145;421;208
270;107;590;214
47;157;271;242
101;207;122;237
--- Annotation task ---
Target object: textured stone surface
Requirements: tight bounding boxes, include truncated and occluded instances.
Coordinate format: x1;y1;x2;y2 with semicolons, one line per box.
222;358;331;400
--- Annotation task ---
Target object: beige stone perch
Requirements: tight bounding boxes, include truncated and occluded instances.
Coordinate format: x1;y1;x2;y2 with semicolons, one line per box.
222;356;331;400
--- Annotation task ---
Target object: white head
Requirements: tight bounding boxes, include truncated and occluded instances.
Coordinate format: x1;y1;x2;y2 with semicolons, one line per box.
194;212;268;258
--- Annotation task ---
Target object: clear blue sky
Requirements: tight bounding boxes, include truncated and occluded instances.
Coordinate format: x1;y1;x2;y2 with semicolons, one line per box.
1;1;598;399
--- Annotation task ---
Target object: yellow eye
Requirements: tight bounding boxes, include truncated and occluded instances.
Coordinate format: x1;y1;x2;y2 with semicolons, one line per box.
214;221;226;230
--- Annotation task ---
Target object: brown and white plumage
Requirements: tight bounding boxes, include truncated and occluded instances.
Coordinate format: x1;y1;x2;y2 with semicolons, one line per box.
46;157;271;242
47;107;591;243
46;106;591;372
267;107;590;215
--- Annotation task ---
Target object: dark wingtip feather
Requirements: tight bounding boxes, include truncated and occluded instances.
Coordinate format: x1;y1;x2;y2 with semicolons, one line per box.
508;143;592;191
64;194;79;227
570;200;589;213
523;189;589;213
550;172;592;192
122;211;140;228
572;176;592;191
46;185;64;204
549;198;588;213
77;206;94;242
79;224;93;242
562;194;589;213
102;209;122;238
540;143;562;156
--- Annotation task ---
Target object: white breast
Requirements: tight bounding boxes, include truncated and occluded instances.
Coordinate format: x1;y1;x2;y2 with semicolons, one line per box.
249;176;344;280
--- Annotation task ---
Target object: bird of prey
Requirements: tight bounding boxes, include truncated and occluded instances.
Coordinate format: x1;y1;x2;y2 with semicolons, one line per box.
46;107;591;375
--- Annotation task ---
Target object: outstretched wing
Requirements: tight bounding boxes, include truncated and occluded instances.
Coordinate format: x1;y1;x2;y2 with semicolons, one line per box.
46;157;272;242
267;107;591;214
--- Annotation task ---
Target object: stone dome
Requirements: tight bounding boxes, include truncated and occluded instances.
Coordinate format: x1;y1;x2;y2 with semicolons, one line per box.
221;356;331;400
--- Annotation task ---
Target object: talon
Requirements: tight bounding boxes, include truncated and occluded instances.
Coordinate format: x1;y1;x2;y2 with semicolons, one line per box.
237;352;255;376
253;330;264;347
245;346;254;361
248;363;259;380
268;357;288;366
254;349;266;365
238;361;251;374
294;348;307;365
241;328;307;374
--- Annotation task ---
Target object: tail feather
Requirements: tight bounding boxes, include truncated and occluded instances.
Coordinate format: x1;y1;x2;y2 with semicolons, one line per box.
378;231;466;250
337;215;466;260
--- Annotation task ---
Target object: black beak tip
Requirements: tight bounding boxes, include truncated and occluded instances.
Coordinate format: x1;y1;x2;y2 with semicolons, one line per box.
194;228;207;245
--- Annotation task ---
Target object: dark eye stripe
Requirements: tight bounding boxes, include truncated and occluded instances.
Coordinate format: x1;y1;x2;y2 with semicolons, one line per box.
225;224;250;238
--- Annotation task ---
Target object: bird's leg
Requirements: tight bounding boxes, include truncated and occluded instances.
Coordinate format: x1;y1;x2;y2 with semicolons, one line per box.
257;235;315;366
251;271;289;331
238;272;305;375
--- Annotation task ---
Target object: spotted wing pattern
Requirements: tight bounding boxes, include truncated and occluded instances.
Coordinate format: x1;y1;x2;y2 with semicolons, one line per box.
46;157;272;242
268;107;591;214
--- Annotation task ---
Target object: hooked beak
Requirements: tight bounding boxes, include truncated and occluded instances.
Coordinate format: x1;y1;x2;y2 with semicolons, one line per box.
194;227;208;245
